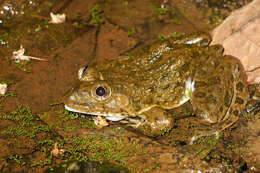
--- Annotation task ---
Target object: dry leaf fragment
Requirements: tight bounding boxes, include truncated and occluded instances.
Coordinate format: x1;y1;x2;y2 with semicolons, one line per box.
93;116;108;128
49;12;66;24
0;83;7;95
11;45;47;62
51;143;65;156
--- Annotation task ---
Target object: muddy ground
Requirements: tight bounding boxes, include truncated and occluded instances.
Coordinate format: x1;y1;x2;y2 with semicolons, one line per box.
0;0;259;172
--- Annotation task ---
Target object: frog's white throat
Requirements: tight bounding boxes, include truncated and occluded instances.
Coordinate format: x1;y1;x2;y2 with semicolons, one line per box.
64;105;125;121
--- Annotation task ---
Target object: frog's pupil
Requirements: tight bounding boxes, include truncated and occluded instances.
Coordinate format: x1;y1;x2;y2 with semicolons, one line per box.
96;87;106;96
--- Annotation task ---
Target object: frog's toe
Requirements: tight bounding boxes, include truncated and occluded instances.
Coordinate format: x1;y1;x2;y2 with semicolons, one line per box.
189;130;219;145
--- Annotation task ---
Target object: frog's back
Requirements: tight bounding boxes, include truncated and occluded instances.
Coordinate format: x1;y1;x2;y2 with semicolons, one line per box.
96;38;205;110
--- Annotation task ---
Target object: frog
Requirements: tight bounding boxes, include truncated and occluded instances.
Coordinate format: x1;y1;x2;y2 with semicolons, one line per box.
64;32;248;142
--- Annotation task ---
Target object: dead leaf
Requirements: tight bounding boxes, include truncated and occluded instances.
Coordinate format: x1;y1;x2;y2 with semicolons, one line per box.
51;143;64;156
0;83;7;95
92;116;108;128
11;45;47;62
49;12;66;24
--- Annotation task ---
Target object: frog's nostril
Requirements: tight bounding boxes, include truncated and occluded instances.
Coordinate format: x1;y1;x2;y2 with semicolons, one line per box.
78;65;89;80
82;65;88;73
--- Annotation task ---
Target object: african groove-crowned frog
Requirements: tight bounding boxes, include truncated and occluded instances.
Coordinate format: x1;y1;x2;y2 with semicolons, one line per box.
64;33;248;141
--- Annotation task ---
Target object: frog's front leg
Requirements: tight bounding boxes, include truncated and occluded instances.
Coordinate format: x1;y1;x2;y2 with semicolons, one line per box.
128;107;174;137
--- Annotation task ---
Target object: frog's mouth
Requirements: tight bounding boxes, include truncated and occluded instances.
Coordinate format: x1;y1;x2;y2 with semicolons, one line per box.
64;104;126;121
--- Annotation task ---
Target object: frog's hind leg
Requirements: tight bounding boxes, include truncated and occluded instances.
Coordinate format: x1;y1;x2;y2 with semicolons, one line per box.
189;113;239;145
190;55;248;144
189;94;239;145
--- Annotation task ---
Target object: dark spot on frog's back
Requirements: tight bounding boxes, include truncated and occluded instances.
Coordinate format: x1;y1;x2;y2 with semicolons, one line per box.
194;81;207;89
194;91;206;98
219;106;223;113
235;97;244;104
208;76;221;85
191;51;200;58
236;82;245;92
224;91;230;107
233;109;239;116
197;69;207;77
205;95;217;104
180;63;190;72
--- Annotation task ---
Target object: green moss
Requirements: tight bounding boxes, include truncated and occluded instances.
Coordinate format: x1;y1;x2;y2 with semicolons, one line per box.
179;9;187;17
65;135;143;165
32;155;52;167
171;18;180;24
127;28;136;37
79;119;97;129
13;60;32;73
0;92;16;98
7;154;26;166
171;10;180;24
157;34;166;40
125;52;134;59
89;5;104;24
57;109;81;121
160;127;171;136
143;165;160;172
154;7;169;16
0;106;54;138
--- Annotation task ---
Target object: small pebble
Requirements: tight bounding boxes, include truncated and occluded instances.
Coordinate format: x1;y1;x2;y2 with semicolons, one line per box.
0;83;7;95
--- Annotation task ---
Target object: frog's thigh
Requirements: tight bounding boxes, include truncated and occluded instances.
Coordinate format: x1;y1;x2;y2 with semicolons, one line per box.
190;84;226;124
191;85;240;127
189;57;248;143
189;80;232;144
192;57;233;124
137;107;174;136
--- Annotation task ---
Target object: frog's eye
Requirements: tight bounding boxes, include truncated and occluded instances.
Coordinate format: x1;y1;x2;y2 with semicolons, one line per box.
96;86;106;96
91;83;111;101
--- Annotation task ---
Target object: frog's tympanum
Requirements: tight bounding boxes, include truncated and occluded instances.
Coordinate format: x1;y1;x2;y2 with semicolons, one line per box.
64;33;248;142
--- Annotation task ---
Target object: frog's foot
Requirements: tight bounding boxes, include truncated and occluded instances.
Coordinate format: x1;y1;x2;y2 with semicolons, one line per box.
120;117;144;127
245;99;260;115
189;130;219;145
189;115;238;145
121;107;174;137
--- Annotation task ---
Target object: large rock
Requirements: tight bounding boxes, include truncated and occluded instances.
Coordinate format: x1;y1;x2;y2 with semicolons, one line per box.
211;0;260;84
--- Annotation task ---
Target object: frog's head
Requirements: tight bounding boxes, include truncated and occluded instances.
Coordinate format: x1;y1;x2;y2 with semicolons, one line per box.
64;65;133;121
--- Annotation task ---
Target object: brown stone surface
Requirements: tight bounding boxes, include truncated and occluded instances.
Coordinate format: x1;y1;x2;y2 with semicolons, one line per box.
211;0;260;84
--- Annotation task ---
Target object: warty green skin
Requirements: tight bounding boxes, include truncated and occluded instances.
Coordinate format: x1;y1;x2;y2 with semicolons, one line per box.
64;33;248;137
